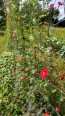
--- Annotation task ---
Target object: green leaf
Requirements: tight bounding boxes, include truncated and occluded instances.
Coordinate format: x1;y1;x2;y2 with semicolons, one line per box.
52;89;57;93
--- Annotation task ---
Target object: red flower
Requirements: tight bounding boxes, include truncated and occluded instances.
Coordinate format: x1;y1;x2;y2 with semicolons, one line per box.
44;21;48;25
21;57;25;62
59;73;65;80
44;112;50;116
58;2;63;6
25;67;29;72
40;68;48;79
60;106;63;109
55;107;59;112
15;96;19;99
52;49;56;54
22;77;26;81
8;97;11;103
12;32;16;38
49;4;54;9
0;66;2;69
16;57;21;61
13;76;16;80
12;69;16;73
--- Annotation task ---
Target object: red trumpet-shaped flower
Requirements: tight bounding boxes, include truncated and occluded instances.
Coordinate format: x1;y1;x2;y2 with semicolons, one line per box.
21;57;25;62
0;65;2;69
58;2;63;6
52;49;56;54
12;32;16;38
59;73;65;80
49;4;54;9
44;21;48;25
22;77;26;81
55;107;59;112
40;68;48;79
16;57;21;61
12;69;16;73
8;97;11;103
25;67;29;72
44;112;50;116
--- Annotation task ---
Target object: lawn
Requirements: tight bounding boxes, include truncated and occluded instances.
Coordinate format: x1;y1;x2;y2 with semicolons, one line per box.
50;27;65;39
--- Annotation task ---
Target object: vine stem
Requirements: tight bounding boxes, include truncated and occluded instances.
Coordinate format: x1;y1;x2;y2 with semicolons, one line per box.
47;81;65;95
2;76;4;103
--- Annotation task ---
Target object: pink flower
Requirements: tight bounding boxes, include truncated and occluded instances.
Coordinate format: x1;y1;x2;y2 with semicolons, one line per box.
55;107;59;112
40;68;48;78
44;112;50;116
16;57;21;61
58;2;63;6
49;4;54;9
59;73;65;80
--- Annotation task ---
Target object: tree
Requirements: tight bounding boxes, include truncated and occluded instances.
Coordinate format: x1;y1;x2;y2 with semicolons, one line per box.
0;0;6;31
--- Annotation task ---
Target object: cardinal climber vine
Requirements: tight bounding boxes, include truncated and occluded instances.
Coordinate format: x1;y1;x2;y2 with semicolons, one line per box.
0;0;65;116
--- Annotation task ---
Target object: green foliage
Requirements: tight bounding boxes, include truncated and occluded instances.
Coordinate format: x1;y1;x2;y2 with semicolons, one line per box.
0;27;65;54
0;51;51;115
0;0;65;115
0;52;65;116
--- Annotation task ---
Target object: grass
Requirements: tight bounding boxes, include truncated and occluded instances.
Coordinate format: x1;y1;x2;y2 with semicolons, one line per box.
50;27;65;39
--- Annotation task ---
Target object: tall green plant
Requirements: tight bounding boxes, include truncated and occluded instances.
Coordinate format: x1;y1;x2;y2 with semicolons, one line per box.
0;0;65;116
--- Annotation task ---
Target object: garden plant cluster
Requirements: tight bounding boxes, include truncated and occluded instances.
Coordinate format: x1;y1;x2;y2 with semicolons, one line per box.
0;0;65;116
